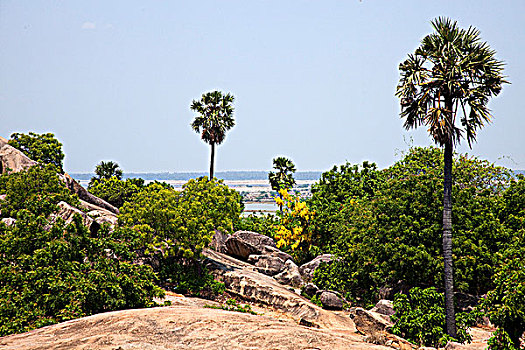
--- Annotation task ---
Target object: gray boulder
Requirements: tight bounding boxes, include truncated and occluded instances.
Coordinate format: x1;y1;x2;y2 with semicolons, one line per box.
371;299;394;316
225;230;277;260
302;283;319;298
350;307;393;333
0;136;37;174
248;255;286;276
274;260;304;288
299;254;333;282
318;291;344;310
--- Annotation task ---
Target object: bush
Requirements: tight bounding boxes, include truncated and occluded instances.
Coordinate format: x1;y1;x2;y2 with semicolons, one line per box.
313;147;514;305
119;177;242;259
8;132;65;173
391;287;476;347
0;164;79;218
0;211;163;336
88;177;144;208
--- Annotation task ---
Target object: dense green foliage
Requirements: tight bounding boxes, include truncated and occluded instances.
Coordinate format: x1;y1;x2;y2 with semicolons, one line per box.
8;132;65;173
235;213;279;239
119;177;242;259
88;177;145;208
391;287;477;347
480;176;525;349
0;164;79;218
0;167;163;336
312;147;514;304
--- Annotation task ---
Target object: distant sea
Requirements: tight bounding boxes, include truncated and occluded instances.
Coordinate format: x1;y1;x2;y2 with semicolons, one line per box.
70;171;324;181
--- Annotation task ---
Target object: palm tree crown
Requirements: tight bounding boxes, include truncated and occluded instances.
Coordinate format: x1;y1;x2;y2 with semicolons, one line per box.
94;161;122;180
191;91;235;146
268;157;296;192
396;17;507;148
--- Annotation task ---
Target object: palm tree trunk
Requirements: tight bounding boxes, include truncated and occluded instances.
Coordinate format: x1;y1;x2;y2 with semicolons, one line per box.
443;139;456;338
209;142;215;180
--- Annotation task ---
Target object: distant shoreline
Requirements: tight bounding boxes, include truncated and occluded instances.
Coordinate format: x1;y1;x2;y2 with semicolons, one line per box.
70;171;324;181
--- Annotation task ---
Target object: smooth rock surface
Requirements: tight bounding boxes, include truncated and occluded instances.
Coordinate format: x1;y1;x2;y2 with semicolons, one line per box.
0;297;388;350
0;136;37;174
204;249;355;331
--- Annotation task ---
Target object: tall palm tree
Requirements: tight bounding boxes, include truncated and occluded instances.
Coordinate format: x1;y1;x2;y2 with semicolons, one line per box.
190;91;235;179
396;17;507;337
269;157;296;212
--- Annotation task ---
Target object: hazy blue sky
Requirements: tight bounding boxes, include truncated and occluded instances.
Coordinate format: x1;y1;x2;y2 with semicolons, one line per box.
1;1;524;173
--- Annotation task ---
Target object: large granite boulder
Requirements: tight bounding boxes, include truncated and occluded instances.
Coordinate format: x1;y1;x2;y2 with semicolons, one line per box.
0;136;37;174
350;307;393;334
273;259;304;288
299;254;333;282
1;218;16;226
78;199;118;229
225;230;278;260
1;135;118;215
318;290;344;310
58;173;119;214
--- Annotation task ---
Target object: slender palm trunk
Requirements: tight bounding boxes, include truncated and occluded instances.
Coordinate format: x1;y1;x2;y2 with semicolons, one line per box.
209;142;215;180
443;139;456;338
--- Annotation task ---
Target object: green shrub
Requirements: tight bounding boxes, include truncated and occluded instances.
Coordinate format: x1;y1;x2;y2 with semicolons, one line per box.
88;176;144;208
0;164;79;218
8;132;65;173
391;287;476;347
204;298;257;315
119;177;242;259
313;147;513;305
0;213;163;336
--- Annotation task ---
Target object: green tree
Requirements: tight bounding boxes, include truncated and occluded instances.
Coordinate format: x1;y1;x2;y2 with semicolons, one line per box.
190;91;235;180
119;177;242;259
92;161;123;181
8;132;65;173
87;177;144;208
0;166;163;336
396;17;507;337
313;147;512;305
268;157;296;212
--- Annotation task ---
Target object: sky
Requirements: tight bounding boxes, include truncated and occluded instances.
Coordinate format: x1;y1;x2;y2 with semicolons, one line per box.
1;0;524;173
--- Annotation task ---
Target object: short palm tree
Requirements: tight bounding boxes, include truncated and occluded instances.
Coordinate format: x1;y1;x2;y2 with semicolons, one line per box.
190;91;235;179
269;157;296;212
94;161;122;180
396;17;507;337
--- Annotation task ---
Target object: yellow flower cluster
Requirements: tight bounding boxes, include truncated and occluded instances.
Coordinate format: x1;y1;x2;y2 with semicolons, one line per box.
273;189;313;252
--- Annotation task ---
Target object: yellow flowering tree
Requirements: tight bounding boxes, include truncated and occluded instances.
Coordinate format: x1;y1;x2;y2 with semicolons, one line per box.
274;189;314;262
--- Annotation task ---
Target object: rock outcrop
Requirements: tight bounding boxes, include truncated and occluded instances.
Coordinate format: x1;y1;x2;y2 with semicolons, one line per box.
273;259;304;288
58;173;119;214
204;248;355;331
0;136;37;174
0;297;392;350
319;290;345;310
